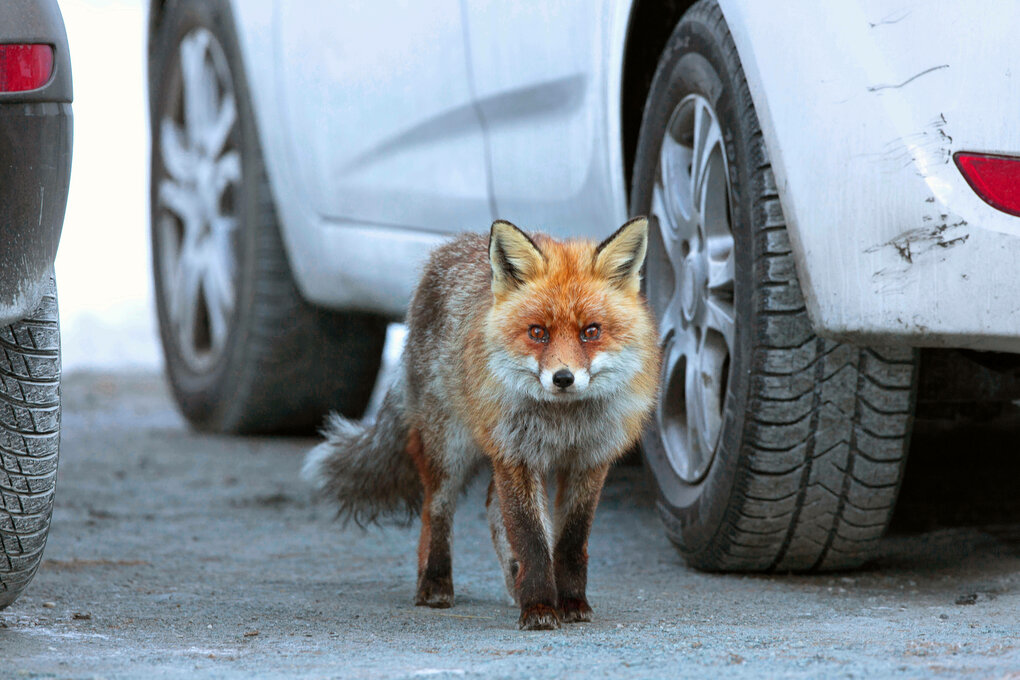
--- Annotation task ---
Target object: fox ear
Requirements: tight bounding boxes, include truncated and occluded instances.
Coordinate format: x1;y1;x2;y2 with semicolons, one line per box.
593;216;648;292
489;220;544;295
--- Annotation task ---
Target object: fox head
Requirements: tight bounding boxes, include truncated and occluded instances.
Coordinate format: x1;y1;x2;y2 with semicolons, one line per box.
485;217;659;402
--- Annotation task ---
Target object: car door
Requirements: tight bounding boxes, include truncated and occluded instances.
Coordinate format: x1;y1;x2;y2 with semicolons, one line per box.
462;0;623;238
275;1;491;231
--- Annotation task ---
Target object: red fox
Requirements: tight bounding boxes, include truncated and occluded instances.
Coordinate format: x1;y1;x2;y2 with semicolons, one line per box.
303;217;660;630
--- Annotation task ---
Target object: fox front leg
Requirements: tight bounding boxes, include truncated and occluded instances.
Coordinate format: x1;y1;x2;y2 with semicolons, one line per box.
491;459;559;630
553;463;609;623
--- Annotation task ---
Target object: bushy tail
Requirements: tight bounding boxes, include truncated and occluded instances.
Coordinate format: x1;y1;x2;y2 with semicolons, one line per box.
302;372;422;524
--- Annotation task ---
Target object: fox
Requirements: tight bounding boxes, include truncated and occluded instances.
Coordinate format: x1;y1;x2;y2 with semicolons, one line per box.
302;217;661;630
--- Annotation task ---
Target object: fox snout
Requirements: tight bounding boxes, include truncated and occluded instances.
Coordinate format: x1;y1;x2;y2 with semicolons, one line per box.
540;365;591;394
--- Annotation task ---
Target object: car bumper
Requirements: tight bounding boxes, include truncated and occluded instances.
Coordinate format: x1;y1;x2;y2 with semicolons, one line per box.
724;1;1020;352
0;102;72;325
0;0;73;325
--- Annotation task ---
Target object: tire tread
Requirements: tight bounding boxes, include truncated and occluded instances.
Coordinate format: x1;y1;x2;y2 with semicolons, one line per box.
0;277;60;609
644;0;917;573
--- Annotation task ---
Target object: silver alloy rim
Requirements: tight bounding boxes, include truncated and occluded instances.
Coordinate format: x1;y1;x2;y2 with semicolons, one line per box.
157;27;241;371
647;94;736;484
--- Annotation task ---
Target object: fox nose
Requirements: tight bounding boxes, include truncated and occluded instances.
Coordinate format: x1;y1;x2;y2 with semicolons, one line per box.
552;369;574;389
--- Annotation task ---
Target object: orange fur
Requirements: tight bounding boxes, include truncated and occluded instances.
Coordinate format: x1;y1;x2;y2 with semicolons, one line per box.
405;428;431;574
466;232;660;457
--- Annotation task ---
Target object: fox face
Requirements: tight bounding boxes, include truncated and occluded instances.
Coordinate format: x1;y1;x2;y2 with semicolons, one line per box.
484;218;658;403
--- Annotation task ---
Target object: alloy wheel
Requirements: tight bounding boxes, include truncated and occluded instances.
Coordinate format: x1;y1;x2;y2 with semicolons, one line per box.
156;27;241;372
646;94;736;484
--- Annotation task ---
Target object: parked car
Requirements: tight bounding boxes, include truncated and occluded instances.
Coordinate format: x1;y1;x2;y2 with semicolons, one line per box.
0;0;72;609
146;0;1020;573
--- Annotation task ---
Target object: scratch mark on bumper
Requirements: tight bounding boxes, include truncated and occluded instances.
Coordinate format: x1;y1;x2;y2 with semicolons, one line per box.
867;220;969;264
867;65;949;92
868;10;911;28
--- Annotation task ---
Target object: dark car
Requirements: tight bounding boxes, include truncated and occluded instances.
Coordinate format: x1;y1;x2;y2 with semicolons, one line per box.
0;0;72;609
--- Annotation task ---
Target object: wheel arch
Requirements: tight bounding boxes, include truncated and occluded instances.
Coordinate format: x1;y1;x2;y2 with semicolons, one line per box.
146;0;167;117
617;0;825;335
618;0;700;201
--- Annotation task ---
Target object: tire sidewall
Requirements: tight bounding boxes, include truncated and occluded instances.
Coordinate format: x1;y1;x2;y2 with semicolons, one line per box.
632;7;758;563
149;0;262;426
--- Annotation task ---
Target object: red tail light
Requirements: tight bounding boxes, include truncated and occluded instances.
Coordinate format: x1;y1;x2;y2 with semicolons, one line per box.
0;44;54;92
955;152;1020;218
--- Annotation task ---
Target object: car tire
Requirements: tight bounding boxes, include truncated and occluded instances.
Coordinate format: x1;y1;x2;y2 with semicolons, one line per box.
631;0;919;572
0;276;60;609
149;0;387;434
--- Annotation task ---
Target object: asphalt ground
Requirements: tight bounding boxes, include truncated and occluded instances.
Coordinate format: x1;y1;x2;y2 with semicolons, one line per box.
1;372;1018;679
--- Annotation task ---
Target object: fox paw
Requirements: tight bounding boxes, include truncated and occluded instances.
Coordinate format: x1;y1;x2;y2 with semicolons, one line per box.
558;598;593;623
518;603;560;631
415;577;454;609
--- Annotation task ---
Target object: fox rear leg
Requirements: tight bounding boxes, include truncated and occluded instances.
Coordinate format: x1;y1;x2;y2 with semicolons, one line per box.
407;428;464;608
486;479;519;605
491;460;559;630
553;463;610;623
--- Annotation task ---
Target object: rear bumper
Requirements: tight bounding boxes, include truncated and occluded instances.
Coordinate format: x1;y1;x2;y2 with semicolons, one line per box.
0;0;72;325
0;102;72;325
723;1;1020;352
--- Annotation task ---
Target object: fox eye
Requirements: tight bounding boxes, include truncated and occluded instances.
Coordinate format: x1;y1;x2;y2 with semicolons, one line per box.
528;325;549;342
581;324;601;342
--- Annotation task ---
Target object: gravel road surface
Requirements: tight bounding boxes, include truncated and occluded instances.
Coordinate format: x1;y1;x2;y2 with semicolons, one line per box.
2;372;1018;678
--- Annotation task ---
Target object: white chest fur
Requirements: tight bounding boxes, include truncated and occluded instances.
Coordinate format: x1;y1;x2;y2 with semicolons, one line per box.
491;398;635;471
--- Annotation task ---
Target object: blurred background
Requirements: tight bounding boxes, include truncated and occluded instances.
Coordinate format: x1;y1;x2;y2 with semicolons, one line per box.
57;0;158;373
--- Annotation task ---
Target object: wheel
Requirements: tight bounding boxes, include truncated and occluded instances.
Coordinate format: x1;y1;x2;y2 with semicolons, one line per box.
149;0;387;434
0;276;60;609
631;0;918;572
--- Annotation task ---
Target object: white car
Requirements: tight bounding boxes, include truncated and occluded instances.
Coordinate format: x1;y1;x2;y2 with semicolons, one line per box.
145;0;1020;573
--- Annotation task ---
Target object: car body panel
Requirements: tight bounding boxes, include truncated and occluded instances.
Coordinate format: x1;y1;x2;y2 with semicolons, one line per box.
228;0;632;317
721;0;1020;351
275;1;491;231
228;0;1020;347
227;0;455;316
462;0;628;238
0;0;72;325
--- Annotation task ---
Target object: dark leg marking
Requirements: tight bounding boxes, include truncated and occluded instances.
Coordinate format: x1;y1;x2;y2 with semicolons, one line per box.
408;428;454;608
553;464;609;623
492;459;560;630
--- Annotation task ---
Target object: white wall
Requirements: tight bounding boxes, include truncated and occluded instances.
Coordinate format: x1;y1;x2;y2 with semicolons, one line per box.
55;0;161;373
